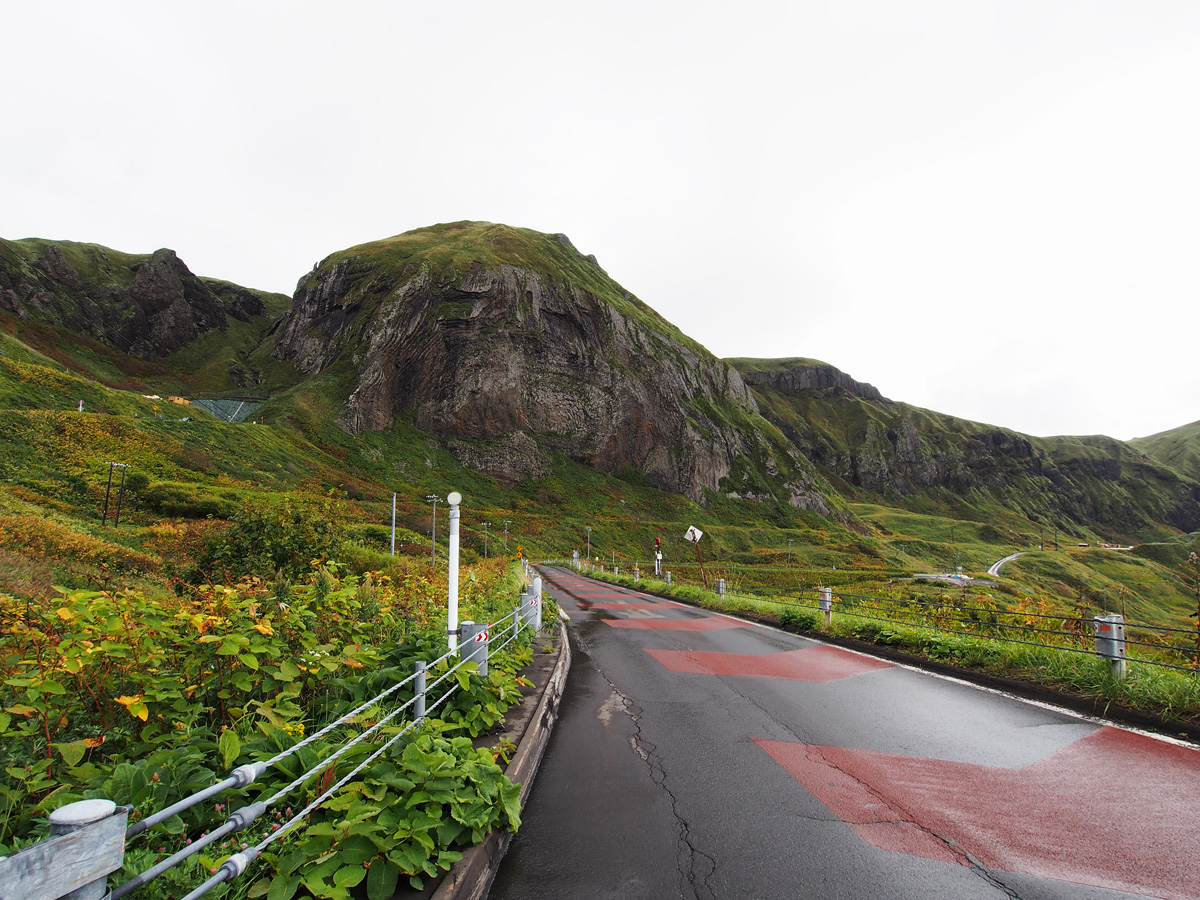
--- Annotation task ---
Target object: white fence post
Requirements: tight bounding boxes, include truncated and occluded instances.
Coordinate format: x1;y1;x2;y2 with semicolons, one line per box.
0;799;128;900
446;491;462;651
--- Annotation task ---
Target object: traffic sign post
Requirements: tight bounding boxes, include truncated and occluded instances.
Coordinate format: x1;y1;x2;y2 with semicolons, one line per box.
460;620;489;675
684;525;708;589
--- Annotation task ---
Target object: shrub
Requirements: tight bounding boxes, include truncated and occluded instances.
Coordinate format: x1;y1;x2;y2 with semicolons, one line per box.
779;607;818;630
142;483;240;519
193;498;343;581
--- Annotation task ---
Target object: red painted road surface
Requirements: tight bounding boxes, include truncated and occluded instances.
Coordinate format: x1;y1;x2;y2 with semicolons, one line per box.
604;616;747;631
646;644;894;682
494;568;1200;899
757;727;1200;899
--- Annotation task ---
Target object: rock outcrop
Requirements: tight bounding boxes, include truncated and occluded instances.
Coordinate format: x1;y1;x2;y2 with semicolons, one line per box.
0;240;263;359
733;357;1200;541
735;358;885;402
272;222;828;506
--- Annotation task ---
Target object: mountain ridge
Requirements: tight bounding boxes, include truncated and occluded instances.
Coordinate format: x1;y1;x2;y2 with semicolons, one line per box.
3;223;1199;544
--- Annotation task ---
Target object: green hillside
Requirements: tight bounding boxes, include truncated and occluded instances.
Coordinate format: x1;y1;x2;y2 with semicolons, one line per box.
1130;419;1200;483
1;232;1198;641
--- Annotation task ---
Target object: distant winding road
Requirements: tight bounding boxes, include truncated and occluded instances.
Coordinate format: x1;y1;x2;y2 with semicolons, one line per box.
987;552;1022;577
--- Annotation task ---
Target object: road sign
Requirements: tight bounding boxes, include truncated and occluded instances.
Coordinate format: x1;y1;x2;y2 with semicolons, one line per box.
684;525;703;543
474;630;489;643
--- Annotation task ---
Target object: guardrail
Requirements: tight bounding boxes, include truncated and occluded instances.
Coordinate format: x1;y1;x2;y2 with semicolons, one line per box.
0;580;547;900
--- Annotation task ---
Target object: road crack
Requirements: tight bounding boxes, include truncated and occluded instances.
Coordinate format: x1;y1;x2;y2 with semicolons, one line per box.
574;630;717;900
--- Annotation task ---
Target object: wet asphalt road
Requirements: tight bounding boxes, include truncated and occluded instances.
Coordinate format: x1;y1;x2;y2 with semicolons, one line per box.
488;567;1200;900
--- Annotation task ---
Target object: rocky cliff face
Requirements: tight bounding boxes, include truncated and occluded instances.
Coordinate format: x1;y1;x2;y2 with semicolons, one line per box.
735;358;885;403
272;222;829;507
0;240;262;359
733;357;1200;540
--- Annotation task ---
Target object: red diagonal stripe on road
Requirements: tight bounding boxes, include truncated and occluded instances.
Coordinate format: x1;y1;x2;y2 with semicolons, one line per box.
645;645;892;682
756;727;1200;899
585;602;681;610
604;617;746;631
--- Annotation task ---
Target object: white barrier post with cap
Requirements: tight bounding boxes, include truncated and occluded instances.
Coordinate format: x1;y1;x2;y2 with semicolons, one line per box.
460;620;490;675
819;587;833;628
1094;613;1127;680
447;491;462;651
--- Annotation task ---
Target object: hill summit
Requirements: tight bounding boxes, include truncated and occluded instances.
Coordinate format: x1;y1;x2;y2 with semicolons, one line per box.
271;221;830;508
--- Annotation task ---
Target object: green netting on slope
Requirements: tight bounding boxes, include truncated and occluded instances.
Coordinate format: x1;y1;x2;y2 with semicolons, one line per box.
191;398;261;423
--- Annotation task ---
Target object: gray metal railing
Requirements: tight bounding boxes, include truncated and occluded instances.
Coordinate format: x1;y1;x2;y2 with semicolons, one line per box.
0;585;548;900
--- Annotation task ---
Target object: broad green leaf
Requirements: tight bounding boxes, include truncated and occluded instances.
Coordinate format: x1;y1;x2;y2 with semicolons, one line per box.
267;873;301;900
337;835;378;865
366;860;398;900
239;653;259;671
332;866;366;888
52;739;87;768
219;729;241;771
160;815;186;834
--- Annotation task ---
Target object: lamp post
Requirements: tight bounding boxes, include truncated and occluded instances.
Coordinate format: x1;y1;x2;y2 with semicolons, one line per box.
482;521;491;559
503;520;511;550
426;495;440;568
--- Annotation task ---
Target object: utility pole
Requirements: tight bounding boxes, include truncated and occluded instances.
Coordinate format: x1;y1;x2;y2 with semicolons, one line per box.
426;495;440;568
390;492;397;556
101;462;129;527
503;520;511;550
787;539;794;564
586;525;592;561
482;521;491;558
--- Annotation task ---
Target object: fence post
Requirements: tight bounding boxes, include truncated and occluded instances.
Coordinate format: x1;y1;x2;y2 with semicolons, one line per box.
512;602;522;639
666;571;672;585
1093;614;1127;680
718;578;725;596
446;491;462;651
819;587;833;628
460;621;489;676
0;799;128;900
634;565;639;583
414;661;426;720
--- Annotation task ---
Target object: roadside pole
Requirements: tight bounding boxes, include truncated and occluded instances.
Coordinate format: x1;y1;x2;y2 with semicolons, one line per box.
447;491;462;651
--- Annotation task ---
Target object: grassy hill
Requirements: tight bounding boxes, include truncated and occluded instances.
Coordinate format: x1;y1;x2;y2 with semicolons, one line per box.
1;232;1198;641
1130;419;1200;483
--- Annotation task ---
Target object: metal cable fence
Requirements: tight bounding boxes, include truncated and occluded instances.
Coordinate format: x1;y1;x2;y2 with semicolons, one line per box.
25;585;553;900
578;560;1199;675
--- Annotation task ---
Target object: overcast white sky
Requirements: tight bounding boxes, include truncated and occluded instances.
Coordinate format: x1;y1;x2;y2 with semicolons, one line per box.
4;1;1199;440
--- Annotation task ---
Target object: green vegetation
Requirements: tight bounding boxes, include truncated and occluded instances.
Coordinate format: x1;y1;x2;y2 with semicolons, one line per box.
4;225;1200;895
583;566;1200;726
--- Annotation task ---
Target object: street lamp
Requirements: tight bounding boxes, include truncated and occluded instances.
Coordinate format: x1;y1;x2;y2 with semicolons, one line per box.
426;495;441;568
482;521;491;558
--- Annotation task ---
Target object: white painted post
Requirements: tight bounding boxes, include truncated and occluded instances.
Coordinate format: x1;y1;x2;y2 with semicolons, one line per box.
460;621;489;675
819;587;833;628
51;799;121;900
447;491;462;651
1094;614;1127;680
390;492;396;556
415;661;426;720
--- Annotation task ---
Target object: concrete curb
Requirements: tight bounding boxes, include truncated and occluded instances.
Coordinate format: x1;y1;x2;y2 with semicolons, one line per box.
430;618;572;900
